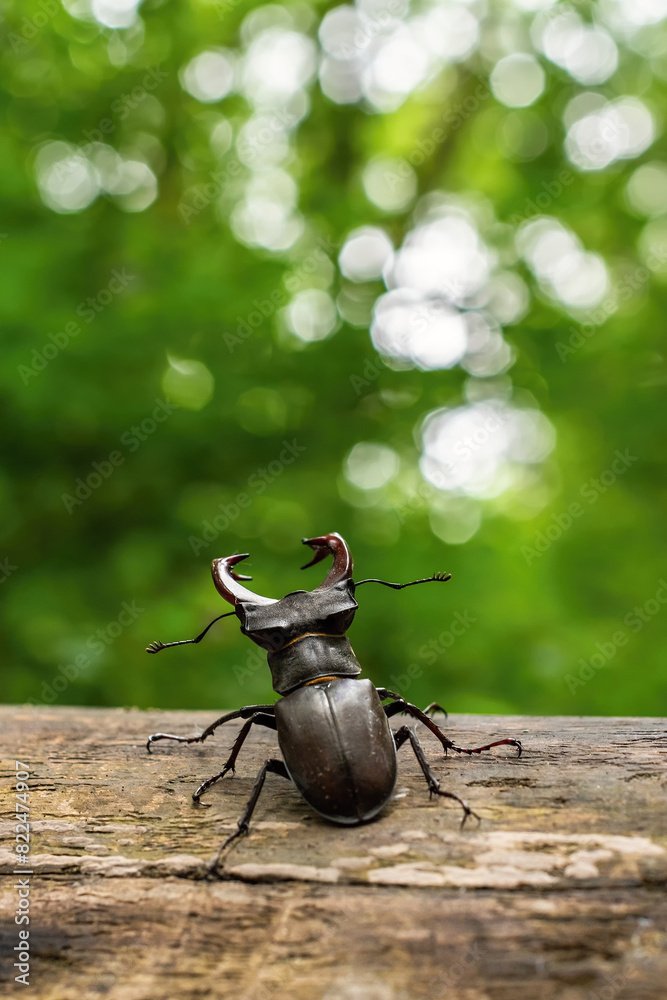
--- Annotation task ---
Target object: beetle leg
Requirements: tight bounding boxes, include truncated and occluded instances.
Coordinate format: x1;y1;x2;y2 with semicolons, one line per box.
193;713;277;806
146;704;275;752
376;689;447;718
422;702;447;718
384;696;522;758
393;725;480;829
209;757;290;876
447;736;523;757
383;698;456;754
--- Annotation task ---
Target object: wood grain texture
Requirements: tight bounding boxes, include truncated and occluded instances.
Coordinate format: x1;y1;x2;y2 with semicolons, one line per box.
1;706;666;1000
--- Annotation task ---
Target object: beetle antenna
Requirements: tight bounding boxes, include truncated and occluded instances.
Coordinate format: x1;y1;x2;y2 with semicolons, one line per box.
354;572;452;590
146;611;236;654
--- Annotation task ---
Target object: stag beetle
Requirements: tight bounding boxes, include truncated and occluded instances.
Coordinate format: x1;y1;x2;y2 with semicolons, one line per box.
145;533;521;871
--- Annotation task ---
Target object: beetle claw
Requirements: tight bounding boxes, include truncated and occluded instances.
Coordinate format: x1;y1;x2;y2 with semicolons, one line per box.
460;807;481;830
146;640;165;654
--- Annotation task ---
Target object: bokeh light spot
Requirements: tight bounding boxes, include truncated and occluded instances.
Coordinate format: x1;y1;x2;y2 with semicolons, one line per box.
345;442;400;490
339;227;394;283
161;357;214;411
626;162;667;217
181;50;235;103
490;54;546;109
236;387;288;435
362;156;417;213
420;401;556;500
286;289;337;342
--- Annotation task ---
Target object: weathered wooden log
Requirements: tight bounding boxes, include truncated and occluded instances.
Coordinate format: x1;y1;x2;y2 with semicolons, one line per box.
1;706;666;999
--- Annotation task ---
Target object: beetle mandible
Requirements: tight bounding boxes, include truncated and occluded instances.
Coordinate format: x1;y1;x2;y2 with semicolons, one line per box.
145;532;522;872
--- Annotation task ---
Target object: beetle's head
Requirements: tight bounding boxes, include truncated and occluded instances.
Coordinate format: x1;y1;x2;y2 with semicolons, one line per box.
301;532;353;589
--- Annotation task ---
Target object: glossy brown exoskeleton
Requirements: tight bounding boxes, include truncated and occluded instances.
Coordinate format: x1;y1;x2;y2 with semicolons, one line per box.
145;532;521;872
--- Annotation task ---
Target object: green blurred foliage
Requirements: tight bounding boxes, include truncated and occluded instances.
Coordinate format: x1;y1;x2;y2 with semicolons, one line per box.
1;0;666;716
